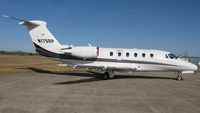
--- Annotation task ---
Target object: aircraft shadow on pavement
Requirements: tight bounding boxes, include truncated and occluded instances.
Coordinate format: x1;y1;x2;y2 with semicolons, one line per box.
23;67;176;85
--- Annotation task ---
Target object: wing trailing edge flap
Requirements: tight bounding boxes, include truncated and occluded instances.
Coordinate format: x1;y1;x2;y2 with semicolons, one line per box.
106;66;137;71
77;65;137;71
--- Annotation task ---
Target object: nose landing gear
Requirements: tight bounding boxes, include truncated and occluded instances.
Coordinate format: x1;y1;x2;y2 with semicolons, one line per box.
176;71;183;81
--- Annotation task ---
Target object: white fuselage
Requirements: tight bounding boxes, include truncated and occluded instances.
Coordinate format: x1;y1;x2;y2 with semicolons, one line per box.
59;47;197;72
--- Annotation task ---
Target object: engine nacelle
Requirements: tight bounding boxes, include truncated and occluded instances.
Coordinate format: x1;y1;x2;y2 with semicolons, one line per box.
70;46;98;59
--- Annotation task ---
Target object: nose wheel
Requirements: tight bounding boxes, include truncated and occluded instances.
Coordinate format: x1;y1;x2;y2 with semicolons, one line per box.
176;71;183;81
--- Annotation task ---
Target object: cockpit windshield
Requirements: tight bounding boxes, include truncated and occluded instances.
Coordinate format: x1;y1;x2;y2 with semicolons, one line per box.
167;53;178;59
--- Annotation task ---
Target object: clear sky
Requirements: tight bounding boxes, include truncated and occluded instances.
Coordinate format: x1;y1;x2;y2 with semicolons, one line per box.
0;0;200;56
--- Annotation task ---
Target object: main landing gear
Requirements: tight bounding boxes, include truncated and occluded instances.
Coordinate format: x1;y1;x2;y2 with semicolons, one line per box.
103;70;114;80
176;71;183;81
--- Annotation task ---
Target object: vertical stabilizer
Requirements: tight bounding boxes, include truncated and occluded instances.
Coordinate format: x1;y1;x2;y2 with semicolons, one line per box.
19;20;61;57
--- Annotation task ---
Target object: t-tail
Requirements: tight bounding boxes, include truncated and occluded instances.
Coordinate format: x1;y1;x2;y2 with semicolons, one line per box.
3;15;62;58
4;15;99;59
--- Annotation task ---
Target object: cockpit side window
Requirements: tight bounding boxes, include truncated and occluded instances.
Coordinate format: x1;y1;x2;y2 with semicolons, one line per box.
165;54;169;58
168;53;177;59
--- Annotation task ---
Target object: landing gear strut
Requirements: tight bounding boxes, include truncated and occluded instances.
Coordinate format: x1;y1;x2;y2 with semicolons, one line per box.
103;70;114;80
176;71;183;81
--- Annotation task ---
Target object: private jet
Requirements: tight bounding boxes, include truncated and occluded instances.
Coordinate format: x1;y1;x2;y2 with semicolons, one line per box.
4;16;197;80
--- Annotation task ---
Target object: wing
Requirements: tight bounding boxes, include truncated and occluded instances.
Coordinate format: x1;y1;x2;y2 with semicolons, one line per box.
72;64;138;71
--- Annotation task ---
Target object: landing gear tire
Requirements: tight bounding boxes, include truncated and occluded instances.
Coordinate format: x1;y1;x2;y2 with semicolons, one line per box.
176;75;183;81
103;72;110;80
103;70;114;80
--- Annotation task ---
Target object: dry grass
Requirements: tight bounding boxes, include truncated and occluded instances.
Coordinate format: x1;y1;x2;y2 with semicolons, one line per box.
0;55;83;75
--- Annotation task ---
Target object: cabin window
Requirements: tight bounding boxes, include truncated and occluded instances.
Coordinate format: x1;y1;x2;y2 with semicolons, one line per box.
165;54;169;58
134;53;138;57
150;53;154;58
110;52;113;56
142;53;146;58
126;52;129;57
118;52;122;57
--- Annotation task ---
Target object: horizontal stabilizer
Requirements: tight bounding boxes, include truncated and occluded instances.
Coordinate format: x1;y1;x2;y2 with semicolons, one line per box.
2;15;39;27
3;15;26;22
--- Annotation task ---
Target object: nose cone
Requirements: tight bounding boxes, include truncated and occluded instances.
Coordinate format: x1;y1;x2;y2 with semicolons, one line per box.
193;65;198;71
188;63;198;71
178;60;198;71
